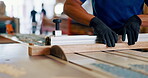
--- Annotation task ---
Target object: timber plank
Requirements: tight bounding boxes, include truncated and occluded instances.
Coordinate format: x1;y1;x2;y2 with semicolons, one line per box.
116;50;148;59
66;53;148;78
59;42;148;53
29;41;148;56
28;46;51;56
103;50;148;62
77;51;148;75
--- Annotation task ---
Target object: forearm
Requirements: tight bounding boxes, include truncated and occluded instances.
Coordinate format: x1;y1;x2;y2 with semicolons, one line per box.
138;15;148;27
64;0;94;26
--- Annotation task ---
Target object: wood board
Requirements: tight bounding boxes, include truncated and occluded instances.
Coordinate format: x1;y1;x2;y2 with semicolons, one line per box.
29;41;148;56
116;50;148;58
65;53;148;78
77;51;148;75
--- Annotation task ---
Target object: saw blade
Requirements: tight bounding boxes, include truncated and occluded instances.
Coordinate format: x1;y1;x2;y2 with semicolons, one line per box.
50;45;67;61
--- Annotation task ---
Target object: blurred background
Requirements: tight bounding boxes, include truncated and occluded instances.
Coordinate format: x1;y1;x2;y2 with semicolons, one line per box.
0;0;148;35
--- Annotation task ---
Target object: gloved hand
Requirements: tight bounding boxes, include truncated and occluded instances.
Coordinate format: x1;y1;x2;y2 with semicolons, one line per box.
89;17;118;47
122;15;142;45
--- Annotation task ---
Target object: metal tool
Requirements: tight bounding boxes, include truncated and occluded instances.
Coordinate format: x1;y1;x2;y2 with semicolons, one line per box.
52;19;62;37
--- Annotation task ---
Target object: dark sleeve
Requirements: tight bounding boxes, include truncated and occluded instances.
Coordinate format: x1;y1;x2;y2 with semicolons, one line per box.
145;0;148;6
80;0;86;3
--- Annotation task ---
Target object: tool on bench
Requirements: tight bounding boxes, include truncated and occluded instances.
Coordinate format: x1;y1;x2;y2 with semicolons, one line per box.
52;19;62;37
44;18;96;60
45;19;97;46
45;19;62;45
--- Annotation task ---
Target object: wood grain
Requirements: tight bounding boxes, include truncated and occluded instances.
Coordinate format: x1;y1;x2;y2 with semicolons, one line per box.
116;50;148;58
0;44;103;78
28;46;51;56
77;51;148;75
65;53;148;77
105;50;148;62
29;41;148;56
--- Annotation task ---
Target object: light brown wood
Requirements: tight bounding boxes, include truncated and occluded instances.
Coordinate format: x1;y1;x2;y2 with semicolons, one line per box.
117;50;148;58
144;4;148;14
64;54;117;78
28;46;51;56
65;53;148;77
106;50;148;62
77;51;148;75
0;44;104;78
47;55;114;78
29;41;148;56
57;42;148;53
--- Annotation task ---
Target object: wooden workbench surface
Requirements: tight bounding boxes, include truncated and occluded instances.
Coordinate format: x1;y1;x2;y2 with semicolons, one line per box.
0;44;106;78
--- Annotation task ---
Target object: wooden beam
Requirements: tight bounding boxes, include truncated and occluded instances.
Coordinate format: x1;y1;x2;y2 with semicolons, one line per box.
29;41;148;62
28;46;51;56
56;42;148;53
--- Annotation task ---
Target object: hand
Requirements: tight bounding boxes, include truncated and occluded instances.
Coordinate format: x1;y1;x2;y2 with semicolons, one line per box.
122;15;141;45
89;17;118;47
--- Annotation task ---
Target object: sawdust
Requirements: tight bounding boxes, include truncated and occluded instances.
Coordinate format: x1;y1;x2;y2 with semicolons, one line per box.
0;64;26;77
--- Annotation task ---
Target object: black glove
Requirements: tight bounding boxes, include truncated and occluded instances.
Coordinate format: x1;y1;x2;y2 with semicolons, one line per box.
122;15;141;45
89;17;118;47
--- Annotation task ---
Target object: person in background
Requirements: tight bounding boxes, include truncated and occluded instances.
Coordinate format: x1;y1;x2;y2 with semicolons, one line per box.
31;7;37;34
0;1;6;16
41;3;46;17
64;0;148;47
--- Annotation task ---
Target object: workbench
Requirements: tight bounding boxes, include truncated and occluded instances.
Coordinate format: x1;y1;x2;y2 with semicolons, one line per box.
0;34;148;78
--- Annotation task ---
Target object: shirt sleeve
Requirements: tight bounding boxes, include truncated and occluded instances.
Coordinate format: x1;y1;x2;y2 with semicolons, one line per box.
80;0;86;3
145;0;148;6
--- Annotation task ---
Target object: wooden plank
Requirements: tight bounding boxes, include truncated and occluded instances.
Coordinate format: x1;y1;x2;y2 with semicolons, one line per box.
103;50;148;62
116;50;148;59
29;41;148;56
65;53;148;78
46;55;113;78
58;41;148;53
77;51;148;75
28;46;51;56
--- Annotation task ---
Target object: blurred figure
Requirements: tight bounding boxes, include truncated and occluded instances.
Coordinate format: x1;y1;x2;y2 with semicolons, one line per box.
41;3;46;17
30;7;37;34
0;1;6;16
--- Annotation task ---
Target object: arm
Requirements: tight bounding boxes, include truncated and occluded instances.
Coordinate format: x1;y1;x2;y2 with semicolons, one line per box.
138;15;148;27
138;0;148;26
64;0;94;26
64;0;118;47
